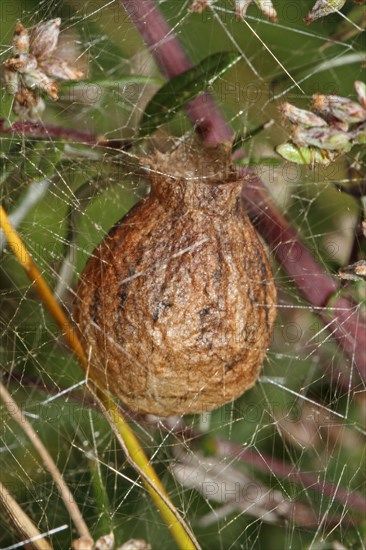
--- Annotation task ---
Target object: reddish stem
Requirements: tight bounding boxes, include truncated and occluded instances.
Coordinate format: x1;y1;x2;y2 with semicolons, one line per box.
245;177;366;380
119;0;366;382
215;438;366;514
4;370;365;515
0;118;129;149
120;0;231;144
160;419;366;515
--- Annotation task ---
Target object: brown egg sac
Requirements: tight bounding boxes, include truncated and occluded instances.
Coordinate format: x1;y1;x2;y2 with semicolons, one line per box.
74;140;277;416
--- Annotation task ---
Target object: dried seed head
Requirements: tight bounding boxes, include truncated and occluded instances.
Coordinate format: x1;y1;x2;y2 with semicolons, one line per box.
235;0;254;18
22;69;59;99
235;0;277;21
13;90;46;119
75;141;277;416
189;0;277;21
338;260;366;282
72;536;94;550
3;53;37;74
94;533;115;550
255;0;277;22
2;18;84;119
277;81;366;165
190;0;214;12
351;122;366;145
39;57;85;81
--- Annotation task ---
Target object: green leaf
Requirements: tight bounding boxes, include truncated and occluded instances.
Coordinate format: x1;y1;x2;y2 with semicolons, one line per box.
138;51;241;137
276;142;335;165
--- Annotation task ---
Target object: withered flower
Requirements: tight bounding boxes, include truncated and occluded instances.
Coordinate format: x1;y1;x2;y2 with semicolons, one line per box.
280;103;328;128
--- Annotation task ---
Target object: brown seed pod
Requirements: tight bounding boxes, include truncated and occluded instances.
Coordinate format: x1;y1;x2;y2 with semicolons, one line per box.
74;140;277;416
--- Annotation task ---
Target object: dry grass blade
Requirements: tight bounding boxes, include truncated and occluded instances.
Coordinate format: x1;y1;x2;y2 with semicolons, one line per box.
0;479;53;550
0;381;92;543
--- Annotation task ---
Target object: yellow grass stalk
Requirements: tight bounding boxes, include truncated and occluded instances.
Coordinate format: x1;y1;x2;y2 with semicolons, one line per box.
0;204;199;550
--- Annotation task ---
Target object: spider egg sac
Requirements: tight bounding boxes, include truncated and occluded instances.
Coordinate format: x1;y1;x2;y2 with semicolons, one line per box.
74;141;277;416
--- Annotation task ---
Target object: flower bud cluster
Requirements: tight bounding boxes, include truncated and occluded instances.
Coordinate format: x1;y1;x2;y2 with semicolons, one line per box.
2;19;84;120
277;81;366;165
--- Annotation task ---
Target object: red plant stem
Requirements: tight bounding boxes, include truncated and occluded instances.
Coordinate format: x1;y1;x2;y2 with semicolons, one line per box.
4;369;366;515
0;118;129;149
159;419;366;515
245;176;366;382
214;439;366;514
120;0;366;382
120;1;231;144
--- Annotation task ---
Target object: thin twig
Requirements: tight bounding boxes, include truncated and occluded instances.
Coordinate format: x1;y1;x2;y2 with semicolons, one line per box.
163;420;366;516
0;118;129;149
0;381;92;543
119;0;366;384
0;480;53;550
0;118;102;145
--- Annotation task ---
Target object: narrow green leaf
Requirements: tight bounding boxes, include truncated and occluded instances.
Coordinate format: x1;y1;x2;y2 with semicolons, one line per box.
138;51;241;137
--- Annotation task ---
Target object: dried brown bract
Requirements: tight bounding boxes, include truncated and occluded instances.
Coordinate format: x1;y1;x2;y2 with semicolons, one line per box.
75;140;277;416
338;260;366;281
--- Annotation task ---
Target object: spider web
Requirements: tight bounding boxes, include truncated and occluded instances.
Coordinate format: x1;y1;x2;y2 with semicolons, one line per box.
0;0;365;548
